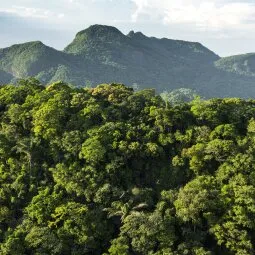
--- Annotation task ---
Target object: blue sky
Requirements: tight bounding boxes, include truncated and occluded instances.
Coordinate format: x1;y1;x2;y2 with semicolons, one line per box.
1;0;255;56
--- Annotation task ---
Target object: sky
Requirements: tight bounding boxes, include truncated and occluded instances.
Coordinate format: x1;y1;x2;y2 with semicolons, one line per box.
1;0;255;56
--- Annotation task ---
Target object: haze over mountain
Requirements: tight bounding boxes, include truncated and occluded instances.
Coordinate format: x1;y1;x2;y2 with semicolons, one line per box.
1;24;255;98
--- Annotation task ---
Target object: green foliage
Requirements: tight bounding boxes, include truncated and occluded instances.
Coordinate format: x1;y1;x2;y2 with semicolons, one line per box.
1;78;255;254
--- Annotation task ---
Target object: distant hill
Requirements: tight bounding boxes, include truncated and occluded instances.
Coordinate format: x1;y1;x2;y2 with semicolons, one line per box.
215;53;255;77
1;24;255;98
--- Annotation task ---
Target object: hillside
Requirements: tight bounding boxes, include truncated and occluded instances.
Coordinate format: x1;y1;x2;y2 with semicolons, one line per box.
215;53;255;76
0;70;13;84
0;24;255;97
0;41;72;81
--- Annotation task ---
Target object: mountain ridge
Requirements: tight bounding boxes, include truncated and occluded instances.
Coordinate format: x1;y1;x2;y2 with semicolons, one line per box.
0;24;255;98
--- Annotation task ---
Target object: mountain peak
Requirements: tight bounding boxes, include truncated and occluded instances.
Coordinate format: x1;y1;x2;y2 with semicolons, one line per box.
64;24;126;54
0;41;44;51
77;24;124;38
28;40;44;46
127;30;147;39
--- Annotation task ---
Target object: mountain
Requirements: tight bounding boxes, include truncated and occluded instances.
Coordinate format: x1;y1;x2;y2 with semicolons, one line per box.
63;25;220;93
215;53;255;77
0;41;72;82
0;24;255;98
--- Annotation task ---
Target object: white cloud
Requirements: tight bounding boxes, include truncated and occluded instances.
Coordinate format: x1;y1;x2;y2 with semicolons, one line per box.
131;0;255;30
0;5;64;19
1;0;255;55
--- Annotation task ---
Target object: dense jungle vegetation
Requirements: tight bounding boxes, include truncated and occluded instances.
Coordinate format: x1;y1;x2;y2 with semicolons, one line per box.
1;78;255;255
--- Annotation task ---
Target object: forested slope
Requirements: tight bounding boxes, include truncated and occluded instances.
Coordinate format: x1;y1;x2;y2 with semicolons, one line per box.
215;53;255;77
2;25;255;98
1;79;255;254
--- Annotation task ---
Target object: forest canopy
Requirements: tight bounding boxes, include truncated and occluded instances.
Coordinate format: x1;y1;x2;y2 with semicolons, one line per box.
1;78;255;255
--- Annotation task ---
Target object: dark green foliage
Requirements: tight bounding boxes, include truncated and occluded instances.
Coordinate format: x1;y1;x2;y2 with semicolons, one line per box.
2;24;255;98
1;78;255;255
